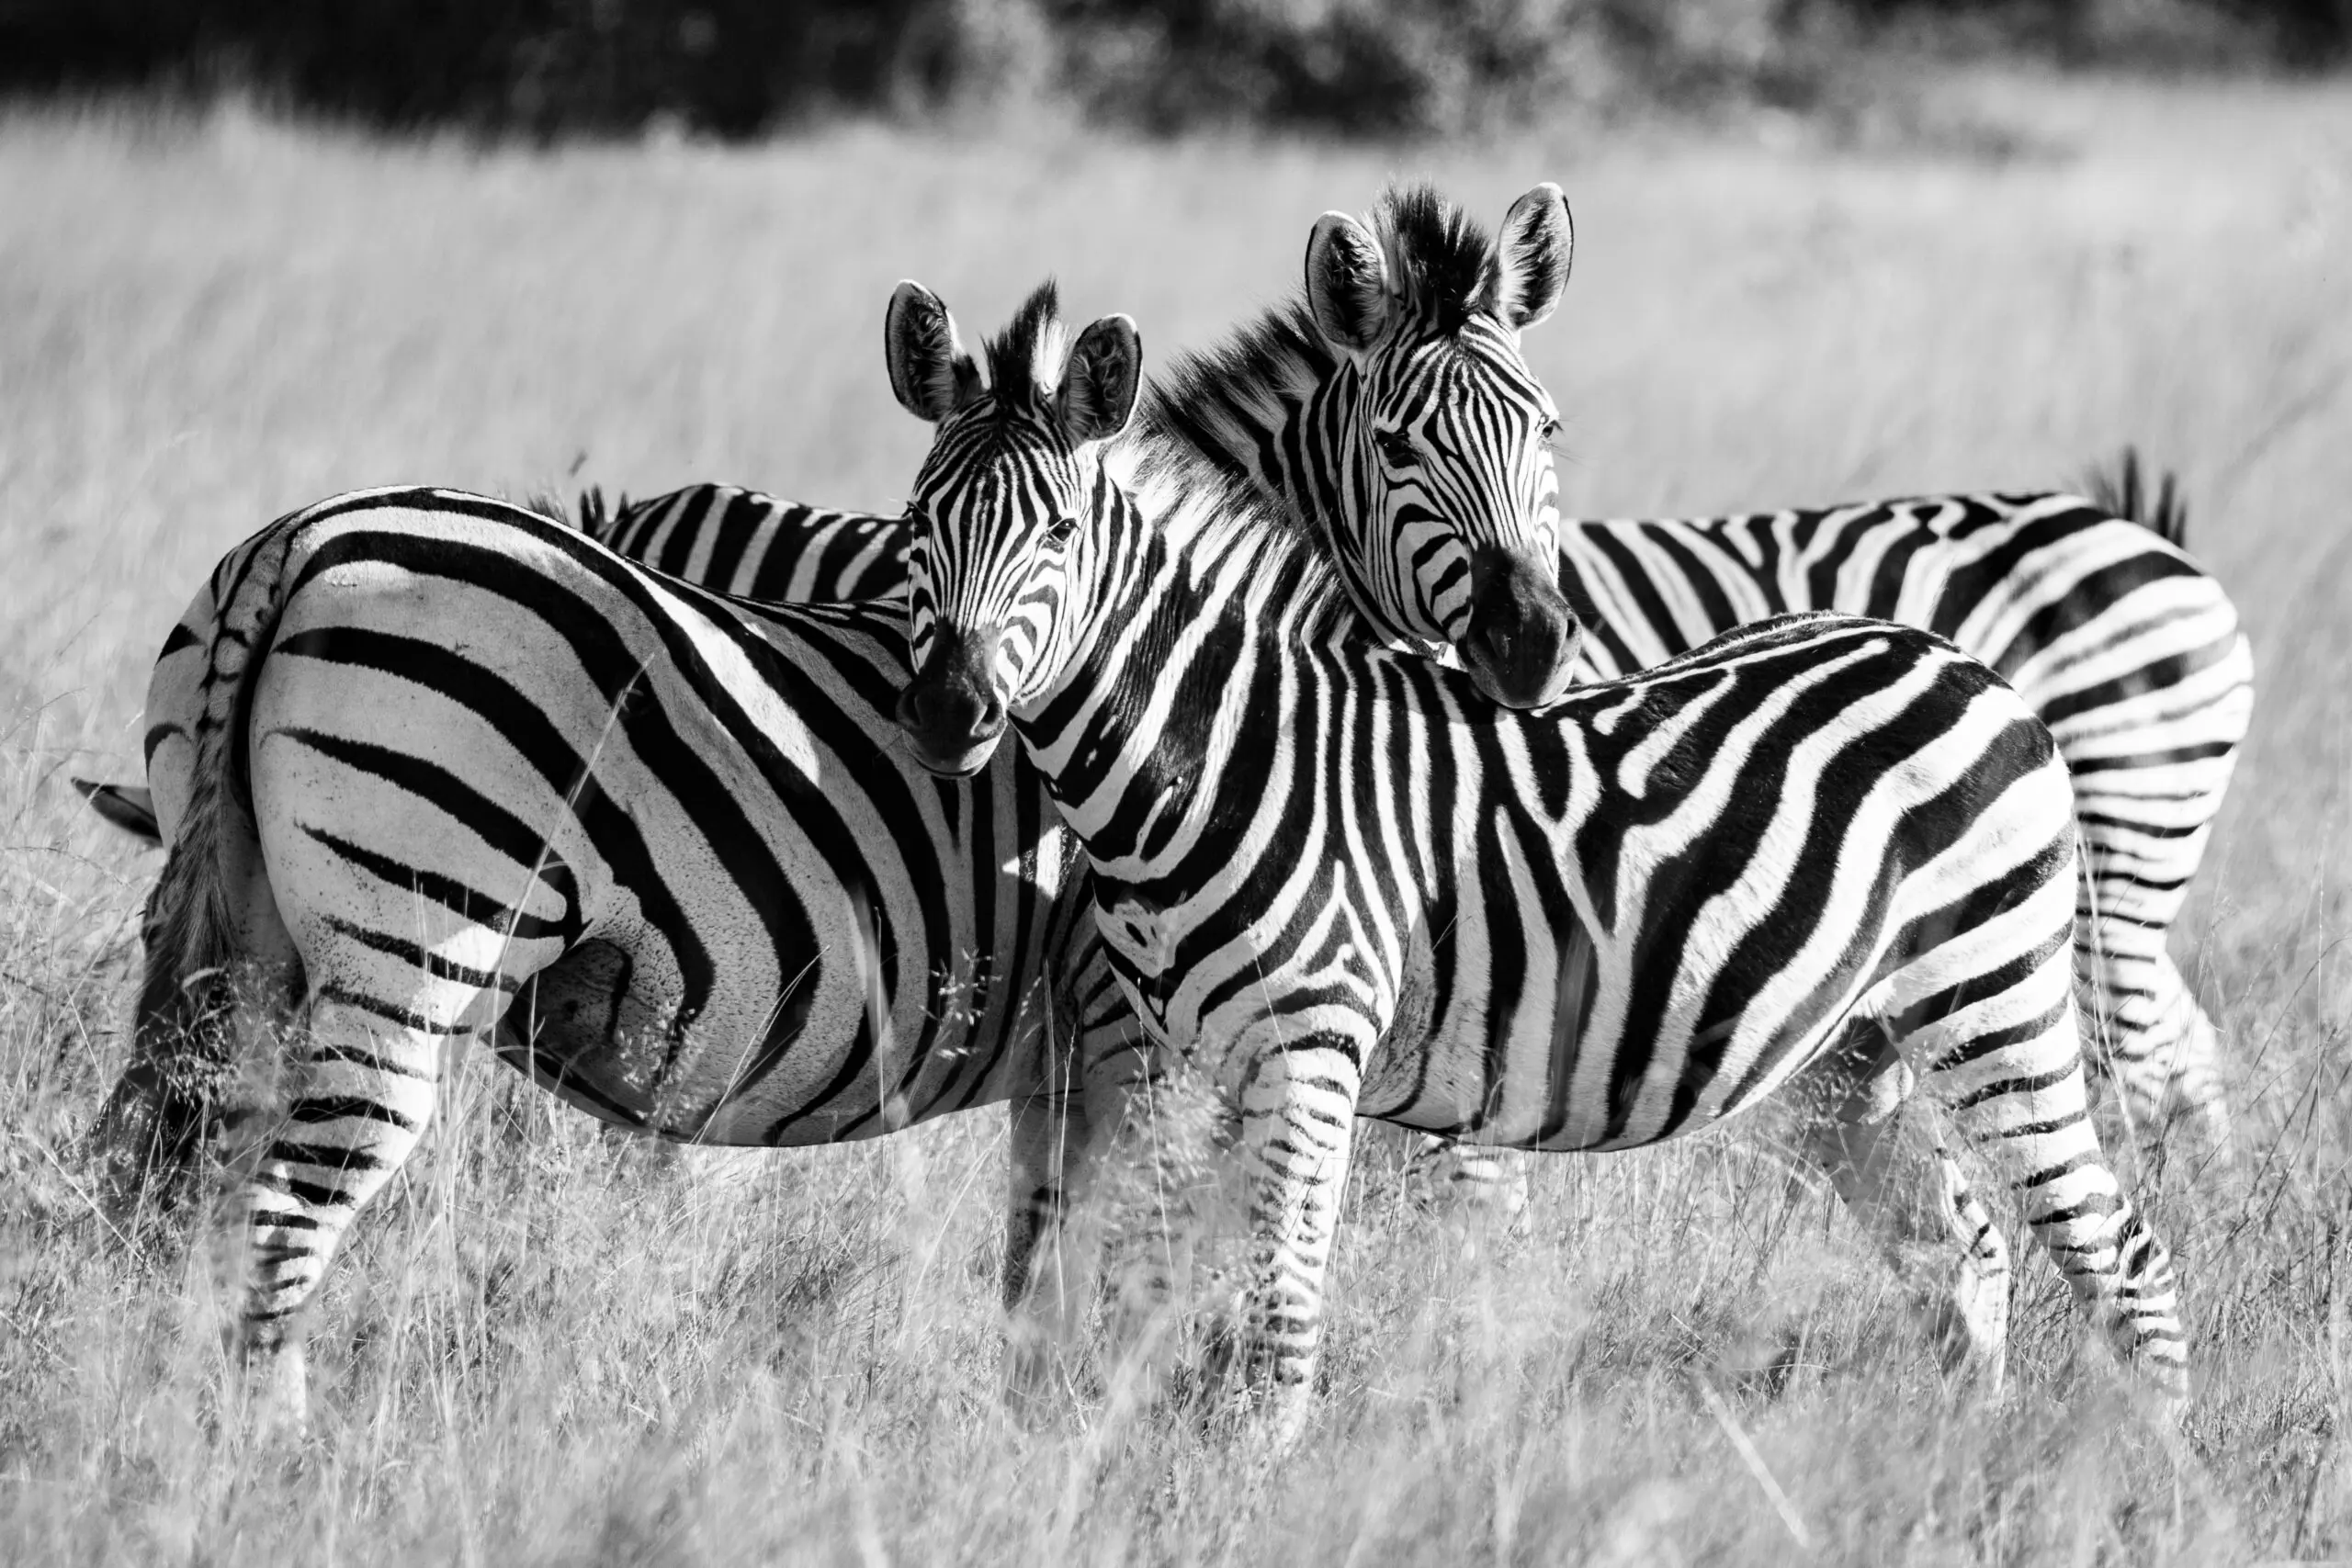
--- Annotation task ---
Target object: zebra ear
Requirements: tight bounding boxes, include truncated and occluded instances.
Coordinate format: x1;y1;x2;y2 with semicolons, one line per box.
886;280;982;423
1304;209;1392;354
1058;313;1141;446
1482;183;1573;333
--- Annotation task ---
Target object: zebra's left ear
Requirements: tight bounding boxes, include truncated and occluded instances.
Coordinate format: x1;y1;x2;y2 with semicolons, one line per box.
1058;313;1142;447
1482;183;1574;333
886;280;984;423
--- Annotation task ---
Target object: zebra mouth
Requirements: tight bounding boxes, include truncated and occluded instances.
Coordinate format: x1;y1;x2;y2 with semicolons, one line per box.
903;731;1002;778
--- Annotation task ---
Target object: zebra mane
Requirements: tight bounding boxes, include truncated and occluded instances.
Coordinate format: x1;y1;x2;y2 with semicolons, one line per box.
1133;182;1500;618
1118;422;1351;633
1136;183;1493;484
516;488;575;528
1374;181;1497;335
983;278;1071;414
1138;299;1332;491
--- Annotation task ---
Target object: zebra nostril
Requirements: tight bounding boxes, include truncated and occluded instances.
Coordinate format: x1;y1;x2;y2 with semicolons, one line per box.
1480;618;1518;671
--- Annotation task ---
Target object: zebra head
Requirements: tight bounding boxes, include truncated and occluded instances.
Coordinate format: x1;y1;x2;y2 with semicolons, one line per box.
1305;182;1580;708
887;279;1140;777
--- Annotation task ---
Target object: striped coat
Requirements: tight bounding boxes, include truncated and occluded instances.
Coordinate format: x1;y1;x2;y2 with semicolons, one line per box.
884;281;2189;1438
86;487;1139;1427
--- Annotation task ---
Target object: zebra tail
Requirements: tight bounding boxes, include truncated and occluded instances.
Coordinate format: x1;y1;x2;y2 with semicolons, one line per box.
71;778;162;846
87;537;300;1225
2082;446;2189;548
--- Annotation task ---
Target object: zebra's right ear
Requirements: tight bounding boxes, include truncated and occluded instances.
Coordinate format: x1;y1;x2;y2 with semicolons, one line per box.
1304;210;1392;355
1058;313;1142;447
886;280;982;423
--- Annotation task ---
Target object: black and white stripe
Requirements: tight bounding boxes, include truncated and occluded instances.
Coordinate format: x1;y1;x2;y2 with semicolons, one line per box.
86;486;1144;1427
886;282;2189;1440
576;482;2248;1177
1544;485;2253;1145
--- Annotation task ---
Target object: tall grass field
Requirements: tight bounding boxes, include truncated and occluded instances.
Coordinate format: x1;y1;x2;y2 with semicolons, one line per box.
2;74;2348;1565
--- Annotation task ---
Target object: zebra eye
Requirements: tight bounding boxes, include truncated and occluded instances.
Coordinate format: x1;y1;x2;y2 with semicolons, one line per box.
1374;428;1418;469
1042;513;1078;547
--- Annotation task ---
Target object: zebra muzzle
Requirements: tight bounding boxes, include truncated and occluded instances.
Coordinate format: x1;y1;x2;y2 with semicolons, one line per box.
1460;543;1581;709
897;629;1009;776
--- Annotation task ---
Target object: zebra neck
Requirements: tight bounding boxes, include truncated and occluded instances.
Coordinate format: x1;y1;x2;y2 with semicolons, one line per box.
1013;468;1335;851
1286;371;1431;655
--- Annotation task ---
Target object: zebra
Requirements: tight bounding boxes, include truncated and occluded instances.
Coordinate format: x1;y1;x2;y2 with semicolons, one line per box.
576;255;2247;1160
881;277;2190;1439
98;458;2251;1161
1542;483;2251;1152
83;486;1154;1428
555;454;2250;1179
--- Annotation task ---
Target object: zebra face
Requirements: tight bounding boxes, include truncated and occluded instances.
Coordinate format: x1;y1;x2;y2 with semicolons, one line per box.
884;279;1141;777
1306;183;1584;709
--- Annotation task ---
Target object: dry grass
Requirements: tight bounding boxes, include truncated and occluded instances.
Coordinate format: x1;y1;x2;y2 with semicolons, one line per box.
3;73;2350;1565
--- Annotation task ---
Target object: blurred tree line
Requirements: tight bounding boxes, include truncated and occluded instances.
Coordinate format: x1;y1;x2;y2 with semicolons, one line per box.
2;0;2345;139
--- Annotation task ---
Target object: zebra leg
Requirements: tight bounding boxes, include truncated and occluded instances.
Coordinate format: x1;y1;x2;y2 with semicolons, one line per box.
1004;1080;1090;1412
227;993;447;1434
2147;959;2227;1145
1089;1039;1210;1417
2069;665;2248;1154
1401;1135;1532;1232
1897;919;2189;1403
1227;1033;1363;1445
2084;943;2228;1156
1787;1020;2011;1386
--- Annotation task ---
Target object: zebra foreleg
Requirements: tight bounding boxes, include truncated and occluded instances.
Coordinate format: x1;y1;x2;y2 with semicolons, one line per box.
1225;1033;1363;1446
224;994;446;1435
1004;1082;1091;1414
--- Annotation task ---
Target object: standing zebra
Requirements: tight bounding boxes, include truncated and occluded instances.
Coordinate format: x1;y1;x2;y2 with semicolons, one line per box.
85;487;1153;1427
1544;487;2251;1146
564;471;2249;1162
883;279;2189;1439
84;180;1589;1224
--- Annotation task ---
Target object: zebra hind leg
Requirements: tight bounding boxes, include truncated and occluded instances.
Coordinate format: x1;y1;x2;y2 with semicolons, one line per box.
1903;948;2189;1405
1785;1019;2012;1390
2095;953;2230;1160
222;993;447;1435
1401;1134;1532;1235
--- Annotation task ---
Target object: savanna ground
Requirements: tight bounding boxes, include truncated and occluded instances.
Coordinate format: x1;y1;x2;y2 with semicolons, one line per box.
2;72;2349;1565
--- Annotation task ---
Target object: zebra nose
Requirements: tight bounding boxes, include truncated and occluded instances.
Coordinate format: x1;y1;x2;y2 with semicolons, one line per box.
896;632;1008;773
896;678;1002;743
1463;544;1581;708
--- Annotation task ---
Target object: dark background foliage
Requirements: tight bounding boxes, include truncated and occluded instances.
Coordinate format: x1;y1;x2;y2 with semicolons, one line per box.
0;0;2345;138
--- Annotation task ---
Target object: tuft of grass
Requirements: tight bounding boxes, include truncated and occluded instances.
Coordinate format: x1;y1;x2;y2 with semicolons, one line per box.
4;75;2350;1563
